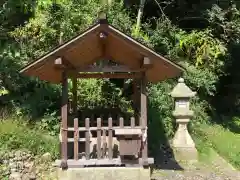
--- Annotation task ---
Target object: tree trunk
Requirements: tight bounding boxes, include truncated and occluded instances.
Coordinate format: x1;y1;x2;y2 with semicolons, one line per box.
134;0;146;36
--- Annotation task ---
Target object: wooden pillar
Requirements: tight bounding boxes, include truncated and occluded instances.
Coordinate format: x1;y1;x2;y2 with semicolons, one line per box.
133;79;140;124
61;71;68;169
140;74;148;165
72;76;77;115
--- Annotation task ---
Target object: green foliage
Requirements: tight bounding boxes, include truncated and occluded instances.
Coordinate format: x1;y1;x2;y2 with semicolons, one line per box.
0;87;8;96
68;78;133;112
178;30;226;69
194;123;240;169
0;117;59;159
208;4;240;43
182;63;219;96
148;80;175;138
69;79;106;109
232;116;240;127
149;17;181;56
36;111;60;136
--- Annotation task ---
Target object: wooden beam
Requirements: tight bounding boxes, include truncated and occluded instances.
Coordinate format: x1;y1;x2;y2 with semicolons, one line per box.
67;125;143;132
140;74;148;166
140;57;153;69
133;79;140;122
61;70;68;169
70;73;141;79
76;65;147;73
72;76;77;114
143;57;151;65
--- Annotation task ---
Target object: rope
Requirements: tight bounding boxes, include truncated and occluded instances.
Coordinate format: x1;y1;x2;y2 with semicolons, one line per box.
141;126;148;151
61;128;68;131
59;128;68;142
142;126;148;143
74;128;79;138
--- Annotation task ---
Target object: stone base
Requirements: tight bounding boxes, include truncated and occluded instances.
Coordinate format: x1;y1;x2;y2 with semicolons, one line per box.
172;147;198;161
57;167;151;180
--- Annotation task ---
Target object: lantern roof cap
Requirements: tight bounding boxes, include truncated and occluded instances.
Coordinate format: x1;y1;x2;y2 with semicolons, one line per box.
171;78;196;98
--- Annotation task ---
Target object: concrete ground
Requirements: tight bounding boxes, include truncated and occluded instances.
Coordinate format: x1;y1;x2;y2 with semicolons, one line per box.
151;148;240;180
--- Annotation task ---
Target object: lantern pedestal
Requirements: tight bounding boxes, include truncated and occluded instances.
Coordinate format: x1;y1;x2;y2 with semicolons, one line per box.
172;146;198;162
171;119;198;161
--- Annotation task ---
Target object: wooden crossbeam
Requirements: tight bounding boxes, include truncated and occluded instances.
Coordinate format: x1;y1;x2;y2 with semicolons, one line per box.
76;65;147;73
68;73;142;79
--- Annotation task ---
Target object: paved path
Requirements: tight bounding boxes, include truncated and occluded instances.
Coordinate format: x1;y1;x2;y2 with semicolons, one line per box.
151;145;240;180
152;168;240;180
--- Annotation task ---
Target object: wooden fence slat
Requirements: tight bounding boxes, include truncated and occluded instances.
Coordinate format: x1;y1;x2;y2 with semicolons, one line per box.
97;118;102;160
131;117;135;128
119;117;124;128
108;117;113;159
74;118;79;160
68;126;143;131
85;118;90;160
102;129;107;158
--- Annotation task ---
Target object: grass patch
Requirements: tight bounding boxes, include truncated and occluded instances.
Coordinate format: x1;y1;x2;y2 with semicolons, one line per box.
193;122;240;170
0;117;59;159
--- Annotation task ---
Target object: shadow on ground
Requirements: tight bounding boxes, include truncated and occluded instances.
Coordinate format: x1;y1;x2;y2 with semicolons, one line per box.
148;106;183;172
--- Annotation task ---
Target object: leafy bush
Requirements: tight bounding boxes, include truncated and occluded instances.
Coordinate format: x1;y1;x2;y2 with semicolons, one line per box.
0;117;59;159
36;111;61;136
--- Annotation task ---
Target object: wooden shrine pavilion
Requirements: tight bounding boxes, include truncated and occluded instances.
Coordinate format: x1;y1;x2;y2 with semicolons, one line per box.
20;16;183;169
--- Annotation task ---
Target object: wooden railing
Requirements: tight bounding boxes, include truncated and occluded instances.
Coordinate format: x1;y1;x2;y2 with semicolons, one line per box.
67;117;142;161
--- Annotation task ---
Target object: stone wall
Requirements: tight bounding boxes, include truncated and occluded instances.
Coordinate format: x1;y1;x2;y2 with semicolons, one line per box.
0;150;56;180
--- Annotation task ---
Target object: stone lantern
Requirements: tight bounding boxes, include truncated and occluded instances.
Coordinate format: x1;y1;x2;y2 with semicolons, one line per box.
170;77;198;161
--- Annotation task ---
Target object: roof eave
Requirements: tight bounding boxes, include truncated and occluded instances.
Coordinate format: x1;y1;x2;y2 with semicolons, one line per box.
19;23;102;73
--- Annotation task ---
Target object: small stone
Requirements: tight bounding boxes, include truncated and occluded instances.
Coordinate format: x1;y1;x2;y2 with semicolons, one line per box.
9;152;14;158
9;162;17;169
21;173;29;180
3;160;9;164
24;161;34;169
15;150;22;157
9;172;21;180
17;161;24;169
29;172;37;180
21;173;36;180
4;169;11;176
41;152;51;162
26;154;31;158
11;168;18;173
22;155;28;161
